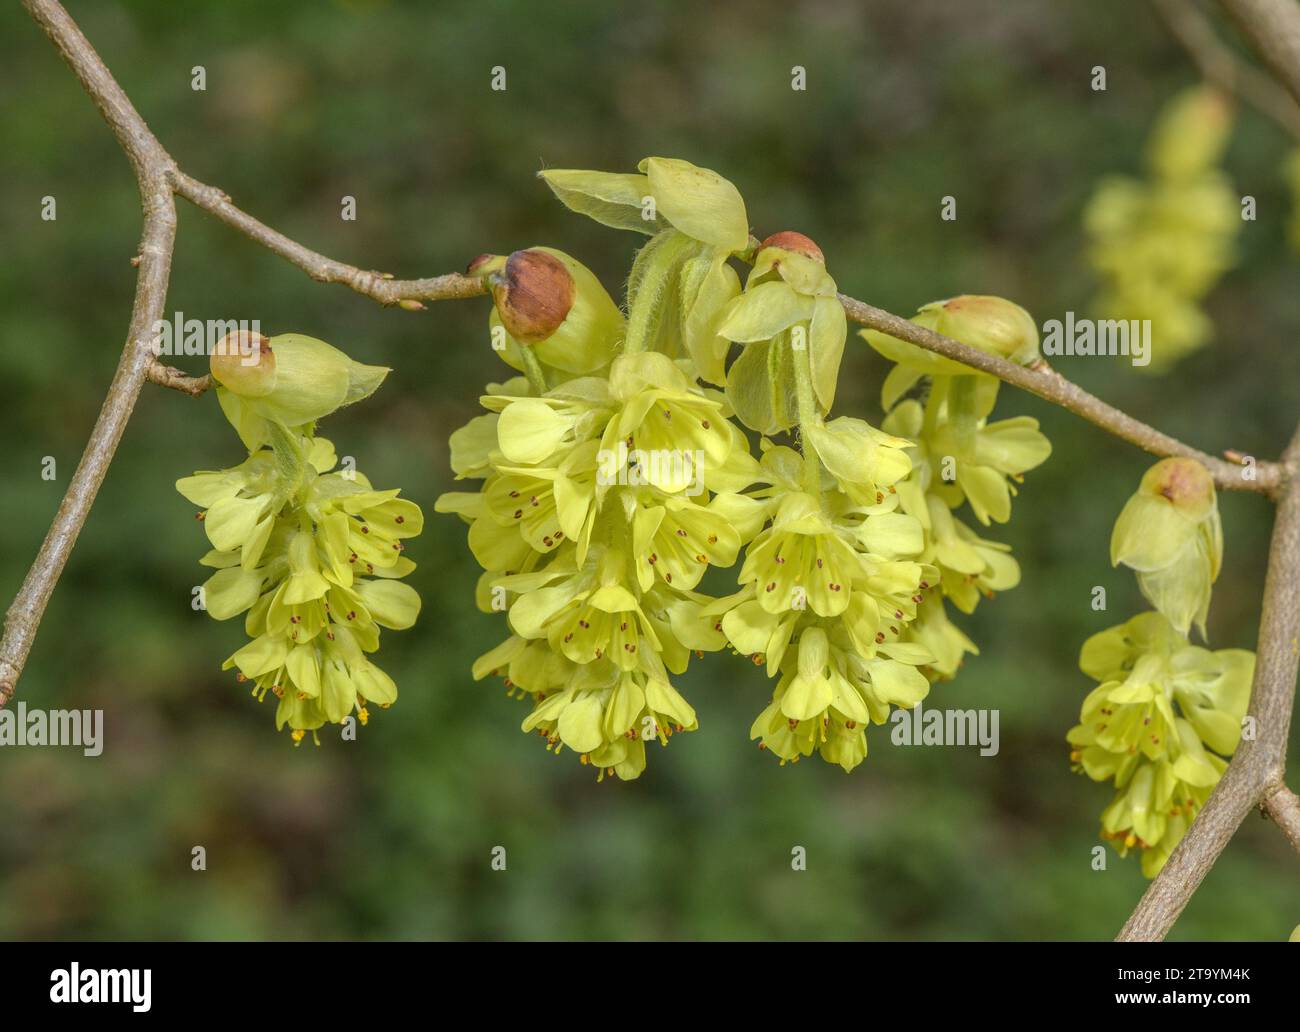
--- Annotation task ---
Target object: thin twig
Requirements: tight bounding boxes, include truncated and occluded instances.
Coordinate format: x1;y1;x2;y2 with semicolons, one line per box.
147;362;210;397
1152;0;1300;140
837;293;1281;495
170;171;486;307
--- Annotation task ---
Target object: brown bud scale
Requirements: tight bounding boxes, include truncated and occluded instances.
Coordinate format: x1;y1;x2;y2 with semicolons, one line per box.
492;249;575;344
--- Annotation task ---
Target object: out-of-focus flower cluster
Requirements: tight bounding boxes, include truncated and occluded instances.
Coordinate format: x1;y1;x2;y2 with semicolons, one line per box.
1083;86;1240;370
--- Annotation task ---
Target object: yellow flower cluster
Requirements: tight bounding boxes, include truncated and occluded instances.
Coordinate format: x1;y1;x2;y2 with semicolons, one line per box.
180;331;423;742
442;159;1053;777
1069;458;1253;876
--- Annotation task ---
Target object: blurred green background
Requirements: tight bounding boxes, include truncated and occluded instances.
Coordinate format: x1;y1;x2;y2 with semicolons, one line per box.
1;0;1297;941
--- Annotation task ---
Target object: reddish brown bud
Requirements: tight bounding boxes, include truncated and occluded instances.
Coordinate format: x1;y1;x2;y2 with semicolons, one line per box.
490;249;576;344
210;330;275;397
760;231;824;263
1140;457;1216;519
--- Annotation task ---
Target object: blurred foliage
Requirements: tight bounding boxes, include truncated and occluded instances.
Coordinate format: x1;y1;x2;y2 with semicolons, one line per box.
0;0;1297;941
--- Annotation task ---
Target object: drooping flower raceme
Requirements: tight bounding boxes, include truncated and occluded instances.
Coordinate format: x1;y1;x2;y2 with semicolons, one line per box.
179;331;423;743
440;158;1054;779
1069;459;1253;877
439;184;767;779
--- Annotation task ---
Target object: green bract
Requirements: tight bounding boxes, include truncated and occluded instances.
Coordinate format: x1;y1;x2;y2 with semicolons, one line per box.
863;295;1041;381
541;158;751;383
540;157;749;251
1110;457;1222;638
211;332;389;451
721;237;847;432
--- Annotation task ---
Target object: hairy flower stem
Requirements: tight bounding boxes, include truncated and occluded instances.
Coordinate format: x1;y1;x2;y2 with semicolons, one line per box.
267;420;311;504
791;337;823;498
517;343;549;394
922;377;949;438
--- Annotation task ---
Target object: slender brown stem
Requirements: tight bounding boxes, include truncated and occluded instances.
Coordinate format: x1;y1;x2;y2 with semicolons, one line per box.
170;172;486;308
2;0;178;705
837;294;1281;495
1109;0;1300;942
147;363;211;397
2;0;483;699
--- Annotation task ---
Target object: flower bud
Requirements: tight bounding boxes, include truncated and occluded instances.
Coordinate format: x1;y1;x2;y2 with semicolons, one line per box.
750;232;835;298
476;247;624;375
760;231;824;263
920;295;1041;367
489;249;576;344
1138;456;1216;521
215;332;389;432
210;330;275;397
